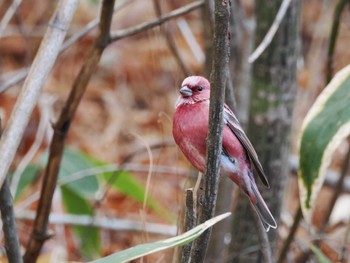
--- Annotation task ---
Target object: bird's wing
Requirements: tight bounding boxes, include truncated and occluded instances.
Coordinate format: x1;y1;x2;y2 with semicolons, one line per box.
223;105;270;188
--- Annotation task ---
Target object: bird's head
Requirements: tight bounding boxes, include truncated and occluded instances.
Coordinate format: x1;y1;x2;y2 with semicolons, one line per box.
176;76;210;107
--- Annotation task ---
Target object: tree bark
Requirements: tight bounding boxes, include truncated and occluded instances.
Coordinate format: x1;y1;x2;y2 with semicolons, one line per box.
189;0;231;262
229;0;299;262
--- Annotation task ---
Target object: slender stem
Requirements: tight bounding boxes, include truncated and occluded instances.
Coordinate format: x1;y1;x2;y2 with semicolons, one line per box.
0;122;23;263
326;0;349;84
0;178;23;263
152;0;191;76
0;0;79;190
181;189;197;263
189;0;231;261
320;145;350;228
248;0;292;63
250;203;272;263
277;205;303;263
110;1;204;42
23;1;115;262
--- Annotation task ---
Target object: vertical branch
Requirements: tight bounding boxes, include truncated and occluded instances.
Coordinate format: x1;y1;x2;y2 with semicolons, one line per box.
152;0;191;76
277;205;303;263
250;203;272;263
0;179;23;263
0;0;79;189
181;189;197;263
23;1;116;262
326;0;349;84
0;122;23;263
320;145;350;228
189;0;231;262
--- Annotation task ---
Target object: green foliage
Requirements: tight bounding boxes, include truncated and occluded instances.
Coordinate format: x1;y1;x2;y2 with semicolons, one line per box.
298;65;350;222
90;213;231;263
308;243;332;263
13;164;41;199
102;170;173;222
61;186;100;258
41;148;99;196
16;147;171;258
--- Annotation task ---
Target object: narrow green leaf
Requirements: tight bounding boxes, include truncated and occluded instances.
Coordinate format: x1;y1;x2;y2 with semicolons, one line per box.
13;164;41;200
90;212;231;263
298;65;350;222
41;148;99;196
84;155;174;222
308;243;332;263
61;186;100;259
102;170;172;221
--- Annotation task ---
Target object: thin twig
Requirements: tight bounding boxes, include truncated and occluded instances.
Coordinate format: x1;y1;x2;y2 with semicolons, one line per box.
177;18;205;64
0;0;23;37
109;0;204;42
152;0;191;76
320;145;350;228
248;0;292;63
0;0;79;190
250;203;272;263
0;121;23;263
340;216;350;261
277;205;303;263
0;68;29;93
23;1;115;262
0;178;23;263
189;0;231;261
14;163;189;213
16;211;177;236
0;0;133;94
10;95;55;196
181;189;197;263
326;0;349;84
0;0;202;94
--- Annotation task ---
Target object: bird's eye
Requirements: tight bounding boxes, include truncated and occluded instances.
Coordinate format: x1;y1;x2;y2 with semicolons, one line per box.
197;86;203;91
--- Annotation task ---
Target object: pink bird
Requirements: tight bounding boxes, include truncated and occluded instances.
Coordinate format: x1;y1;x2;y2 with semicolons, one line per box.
173;76;277;231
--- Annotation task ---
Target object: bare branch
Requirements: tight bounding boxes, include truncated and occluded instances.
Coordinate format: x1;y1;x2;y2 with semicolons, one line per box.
109;1;204;42
181;188;197;263
248;0;292;63
189;0;231;261
277;205;303;263
0;121;23;263
326;0;349;83
0;0;79;189
0;0;133;94
250;203;272;263
0;0;23;37
23;0;115;262
16;211;177;236
152;0;191;76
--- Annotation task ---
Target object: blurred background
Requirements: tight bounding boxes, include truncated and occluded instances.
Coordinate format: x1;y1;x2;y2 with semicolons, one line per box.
0;0;349;262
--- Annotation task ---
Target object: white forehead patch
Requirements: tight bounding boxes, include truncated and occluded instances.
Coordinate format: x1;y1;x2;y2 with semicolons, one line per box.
182;76;202;87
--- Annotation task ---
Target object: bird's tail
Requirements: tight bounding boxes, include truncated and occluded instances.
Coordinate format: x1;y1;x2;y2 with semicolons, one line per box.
250;182;277;232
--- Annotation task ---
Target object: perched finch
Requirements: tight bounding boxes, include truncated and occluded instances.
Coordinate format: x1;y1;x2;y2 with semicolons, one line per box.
173;76;277;231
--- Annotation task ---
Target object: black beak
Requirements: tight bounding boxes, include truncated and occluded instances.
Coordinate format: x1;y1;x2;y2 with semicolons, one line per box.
179;86;193;97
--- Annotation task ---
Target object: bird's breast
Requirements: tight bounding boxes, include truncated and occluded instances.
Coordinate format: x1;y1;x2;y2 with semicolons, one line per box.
173;102;209;171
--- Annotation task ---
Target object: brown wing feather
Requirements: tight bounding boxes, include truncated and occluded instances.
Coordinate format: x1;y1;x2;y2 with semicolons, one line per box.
223;105;270;188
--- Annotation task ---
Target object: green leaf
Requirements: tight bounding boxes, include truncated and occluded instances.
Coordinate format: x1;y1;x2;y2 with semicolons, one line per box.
102;170;172;222
41;148;101;258
61;186;100;259
298;65;350;223
83;154;174;223
13;164;41;200
308;243;332;263
90;212;231;263
41;148;99;196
